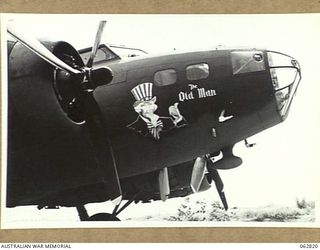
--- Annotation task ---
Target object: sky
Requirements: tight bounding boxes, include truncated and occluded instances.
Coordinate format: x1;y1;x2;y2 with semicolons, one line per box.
1;14;320;228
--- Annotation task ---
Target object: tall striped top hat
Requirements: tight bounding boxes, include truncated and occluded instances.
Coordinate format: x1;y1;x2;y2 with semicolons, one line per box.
131;82;154;102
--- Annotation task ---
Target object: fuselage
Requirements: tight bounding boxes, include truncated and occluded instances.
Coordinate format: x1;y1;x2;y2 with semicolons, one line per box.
92;48;299;177
6;40;301;207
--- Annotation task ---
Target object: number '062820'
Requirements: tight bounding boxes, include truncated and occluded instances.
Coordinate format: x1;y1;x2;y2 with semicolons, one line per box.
300;244;319;249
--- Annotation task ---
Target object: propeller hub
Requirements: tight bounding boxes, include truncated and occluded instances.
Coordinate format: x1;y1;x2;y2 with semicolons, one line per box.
81;66;113;90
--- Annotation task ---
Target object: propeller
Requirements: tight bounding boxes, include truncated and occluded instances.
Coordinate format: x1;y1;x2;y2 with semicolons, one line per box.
7;20;121;205
206;157;228;210
7;20;113;90
86;20;106;68
7;22;82;75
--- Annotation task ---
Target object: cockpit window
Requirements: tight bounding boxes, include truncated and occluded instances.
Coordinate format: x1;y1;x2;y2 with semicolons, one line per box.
79;45;118;64
154;69;177;86
231;51;265;74
109;45;147;58
186;63;209;81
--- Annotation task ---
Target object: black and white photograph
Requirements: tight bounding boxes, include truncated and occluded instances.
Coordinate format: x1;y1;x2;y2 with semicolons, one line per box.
1;13;319;229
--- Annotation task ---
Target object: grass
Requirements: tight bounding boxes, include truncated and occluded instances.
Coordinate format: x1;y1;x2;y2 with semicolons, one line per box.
165;197;315;222
236;206;303;222
168;198;230;221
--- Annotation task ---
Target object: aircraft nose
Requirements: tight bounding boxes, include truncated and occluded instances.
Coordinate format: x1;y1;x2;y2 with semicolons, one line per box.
267;51;301;119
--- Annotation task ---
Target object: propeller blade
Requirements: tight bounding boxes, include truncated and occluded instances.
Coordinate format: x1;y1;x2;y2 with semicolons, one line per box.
190;156;206;193
159;167;170;201
84;110;123;205
207;164;228;210
211;169;228;210
7;21;81;75
86;20;107;68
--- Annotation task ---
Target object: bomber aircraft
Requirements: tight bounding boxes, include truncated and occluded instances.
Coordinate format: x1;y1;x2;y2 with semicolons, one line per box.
5;20;301;221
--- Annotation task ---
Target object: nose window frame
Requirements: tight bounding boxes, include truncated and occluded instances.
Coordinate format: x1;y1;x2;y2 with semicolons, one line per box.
267;50;301;118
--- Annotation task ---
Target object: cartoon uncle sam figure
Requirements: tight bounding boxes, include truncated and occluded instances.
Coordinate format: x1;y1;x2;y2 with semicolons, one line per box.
127;82;187;140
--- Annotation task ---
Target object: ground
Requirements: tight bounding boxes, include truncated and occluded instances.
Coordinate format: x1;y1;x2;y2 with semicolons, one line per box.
123;197;315;223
